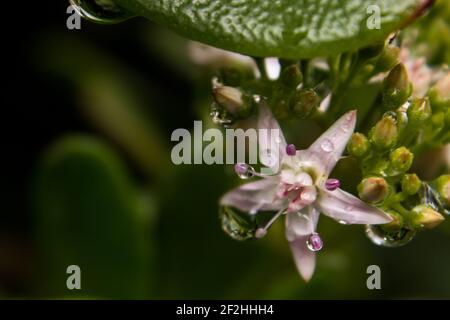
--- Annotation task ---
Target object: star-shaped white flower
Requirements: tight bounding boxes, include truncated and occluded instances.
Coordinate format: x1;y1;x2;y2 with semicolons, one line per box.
221;102;392;281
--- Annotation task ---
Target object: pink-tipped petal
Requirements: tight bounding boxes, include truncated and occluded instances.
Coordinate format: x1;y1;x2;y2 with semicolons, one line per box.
220;179;285;213
288;235;316;282
316;188;393;225
307;110;357;176
285;207;319;240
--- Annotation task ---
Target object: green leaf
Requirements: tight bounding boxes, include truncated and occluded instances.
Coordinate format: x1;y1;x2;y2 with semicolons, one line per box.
31;135;155;298
115;0;424;58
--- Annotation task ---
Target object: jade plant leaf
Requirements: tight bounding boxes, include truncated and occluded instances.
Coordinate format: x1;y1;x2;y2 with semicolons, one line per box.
115;0;426;58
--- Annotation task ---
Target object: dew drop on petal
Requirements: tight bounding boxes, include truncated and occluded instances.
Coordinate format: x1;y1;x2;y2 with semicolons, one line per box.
338;219;349;225
365;225;416;247
234;163;255;179
306;232;323;252
320;139;334;152
69;0;135;24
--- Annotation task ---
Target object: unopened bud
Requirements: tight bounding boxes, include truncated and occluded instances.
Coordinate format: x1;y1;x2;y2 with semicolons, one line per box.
407;98;431;124
369;116;398;149
411;205;445;229
389;147;414;172
382;63;411;109
432;175;450;208
375;46;400;72
358;177;389;204
289;89;319;119
401;173;421;195
280;64;303;89
347;133;370;157
429;73;450;111
213;85;250;117
380;210;403;233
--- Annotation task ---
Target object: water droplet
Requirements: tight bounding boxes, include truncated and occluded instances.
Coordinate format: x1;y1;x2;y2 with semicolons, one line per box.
219;206;257;241
341;123;350;132
320;139;334;152
338;219;349;225
253;95;261;104
69;0;135;24
234;163;255;179
421;183;450;215
383;111;398;124
210;102;234;127
306;232;323;252
365;225;416;247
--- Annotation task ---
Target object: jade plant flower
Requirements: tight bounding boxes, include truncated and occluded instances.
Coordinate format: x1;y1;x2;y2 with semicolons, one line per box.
221;102;392;281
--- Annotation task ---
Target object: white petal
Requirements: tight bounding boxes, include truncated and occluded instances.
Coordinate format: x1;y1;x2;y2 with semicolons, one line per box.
258;101;287;172
220;178;285;213
285;206;319;241
307;110;357;176
316;188;392;224
287;235;316;282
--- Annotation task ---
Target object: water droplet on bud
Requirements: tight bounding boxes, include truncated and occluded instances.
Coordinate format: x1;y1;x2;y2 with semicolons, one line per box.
365;225;416;247
69;0;134;24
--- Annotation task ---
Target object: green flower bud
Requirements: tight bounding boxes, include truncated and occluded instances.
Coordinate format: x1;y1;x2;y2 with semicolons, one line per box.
369;116;398;149
347;133;370;157
389;147;414;172
402;173;421;195
280;64;303;89
289;89;319;119
411;205;445;230
380;210;404;233
429;73;450;111
407;98;431;125
358;177;389;204
433;175;450;208
213;85;251;117
382;63;411;109
375;46;400;72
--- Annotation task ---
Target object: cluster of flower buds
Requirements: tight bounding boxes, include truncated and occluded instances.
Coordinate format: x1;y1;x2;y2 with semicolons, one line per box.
347;65;450;243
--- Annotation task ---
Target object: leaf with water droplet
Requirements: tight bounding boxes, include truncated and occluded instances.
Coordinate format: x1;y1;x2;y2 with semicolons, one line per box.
114;0;425;59
70;0;135;24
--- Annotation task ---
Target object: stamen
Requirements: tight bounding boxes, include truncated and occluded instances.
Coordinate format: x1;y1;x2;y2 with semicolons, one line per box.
286;144;296;156
325;178;340;191
255;208;285;238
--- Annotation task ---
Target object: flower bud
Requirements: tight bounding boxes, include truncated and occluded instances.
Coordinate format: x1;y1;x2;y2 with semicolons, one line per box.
375;46;400;72
380;210;403;233
411;205;445;230
407;98;431;125
389;147;414;172
358;177;389;204
432;175;450;208
289;89;319;119
347;133;370;157
382;63;411;109
369;116;398;149
429;73;450;111
280;64;303;89
401;173;421;195
213;85;251;117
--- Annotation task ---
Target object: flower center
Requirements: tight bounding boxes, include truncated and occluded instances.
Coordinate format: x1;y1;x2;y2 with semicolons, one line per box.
278;170;317;213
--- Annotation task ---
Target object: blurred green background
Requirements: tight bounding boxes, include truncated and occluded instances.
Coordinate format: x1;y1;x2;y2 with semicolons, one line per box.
1;1;450;299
